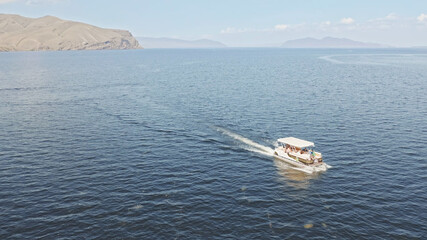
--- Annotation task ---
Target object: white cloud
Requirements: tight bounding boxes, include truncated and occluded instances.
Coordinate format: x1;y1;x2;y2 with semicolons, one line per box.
365;13;400;30
220;27;260;34
220;27;250;34
340;17;355;24
417;13;427;22
221;25;293;34
385;13;397;20
369;13;398;22
274;24;288;30
220;27;234;34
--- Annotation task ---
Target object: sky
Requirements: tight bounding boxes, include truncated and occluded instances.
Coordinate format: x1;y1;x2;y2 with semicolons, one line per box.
1;0;427;47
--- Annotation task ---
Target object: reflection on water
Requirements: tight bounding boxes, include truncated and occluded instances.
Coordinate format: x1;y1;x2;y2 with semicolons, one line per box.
273;158;321;189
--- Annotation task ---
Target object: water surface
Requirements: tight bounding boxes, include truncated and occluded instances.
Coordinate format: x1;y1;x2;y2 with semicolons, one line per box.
0;49;426;239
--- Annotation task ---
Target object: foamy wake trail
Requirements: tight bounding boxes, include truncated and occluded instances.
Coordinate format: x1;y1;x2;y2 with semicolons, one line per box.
216;127;275;156
318;55;344;64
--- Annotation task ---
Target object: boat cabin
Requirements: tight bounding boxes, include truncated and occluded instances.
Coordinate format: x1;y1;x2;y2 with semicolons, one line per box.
277;137;322;164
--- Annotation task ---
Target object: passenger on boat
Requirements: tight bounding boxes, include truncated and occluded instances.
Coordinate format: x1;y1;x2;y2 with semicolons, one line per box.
309;150;315;160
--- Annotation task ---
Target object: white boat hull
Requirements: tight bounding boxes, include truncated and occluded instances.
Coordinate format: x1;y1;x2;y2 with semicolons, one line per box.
274;148;327;173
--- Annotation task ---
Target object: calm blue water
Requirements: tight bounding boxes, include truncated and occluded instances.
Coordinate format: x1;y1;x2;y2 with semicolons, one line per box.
1;49;426;239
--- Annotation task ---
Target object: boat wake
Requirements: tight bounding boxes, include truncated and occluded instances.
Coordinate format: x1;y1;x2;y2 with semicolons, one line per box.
215;127;275;156
319;55;389;66
216;127;331;173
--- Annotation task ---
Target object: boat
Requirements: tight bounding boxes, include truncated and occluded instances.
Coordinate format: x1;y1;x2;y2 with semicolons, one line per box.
274;137;327;173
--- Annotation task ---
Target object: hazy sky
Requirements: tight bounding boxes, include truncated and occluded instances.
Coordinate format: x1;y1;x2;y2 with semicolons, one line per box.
1;0;427;47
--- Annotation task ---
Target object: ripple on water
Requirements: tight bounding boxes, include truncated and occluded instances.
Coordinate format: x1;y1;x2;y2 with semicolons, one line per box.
1;49;426;239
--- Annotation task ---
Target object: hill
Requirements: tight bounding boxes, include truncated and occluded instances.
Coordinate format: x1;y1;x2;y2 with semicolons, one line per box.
0;14;142;51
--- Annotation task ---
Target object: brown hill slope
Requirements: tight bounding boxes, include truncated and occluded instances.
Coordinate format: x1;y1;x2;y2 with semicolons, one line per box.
0;14;142;51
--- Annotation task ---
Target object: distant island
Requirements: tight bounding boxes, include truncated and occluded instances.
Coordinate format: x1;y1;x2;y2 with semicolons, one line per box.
0;14;142;51
137;37;227;49
281;37;389;48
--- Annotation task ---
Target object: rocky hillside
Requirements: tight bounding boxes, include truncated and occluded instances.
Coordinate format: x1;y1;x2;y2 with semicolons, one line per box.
0;14;142;51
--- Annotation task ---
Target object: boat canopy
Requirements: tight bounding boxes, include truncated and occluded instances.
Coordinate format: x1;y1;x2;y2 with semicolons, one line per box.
277;137;315;148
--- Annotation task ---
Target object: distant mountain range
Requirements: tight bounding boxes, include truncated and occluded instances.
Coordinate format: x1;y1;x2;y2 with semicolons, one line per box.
0;14;412;51
137;37;227;49
281;37;389;48
0;14;141;51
